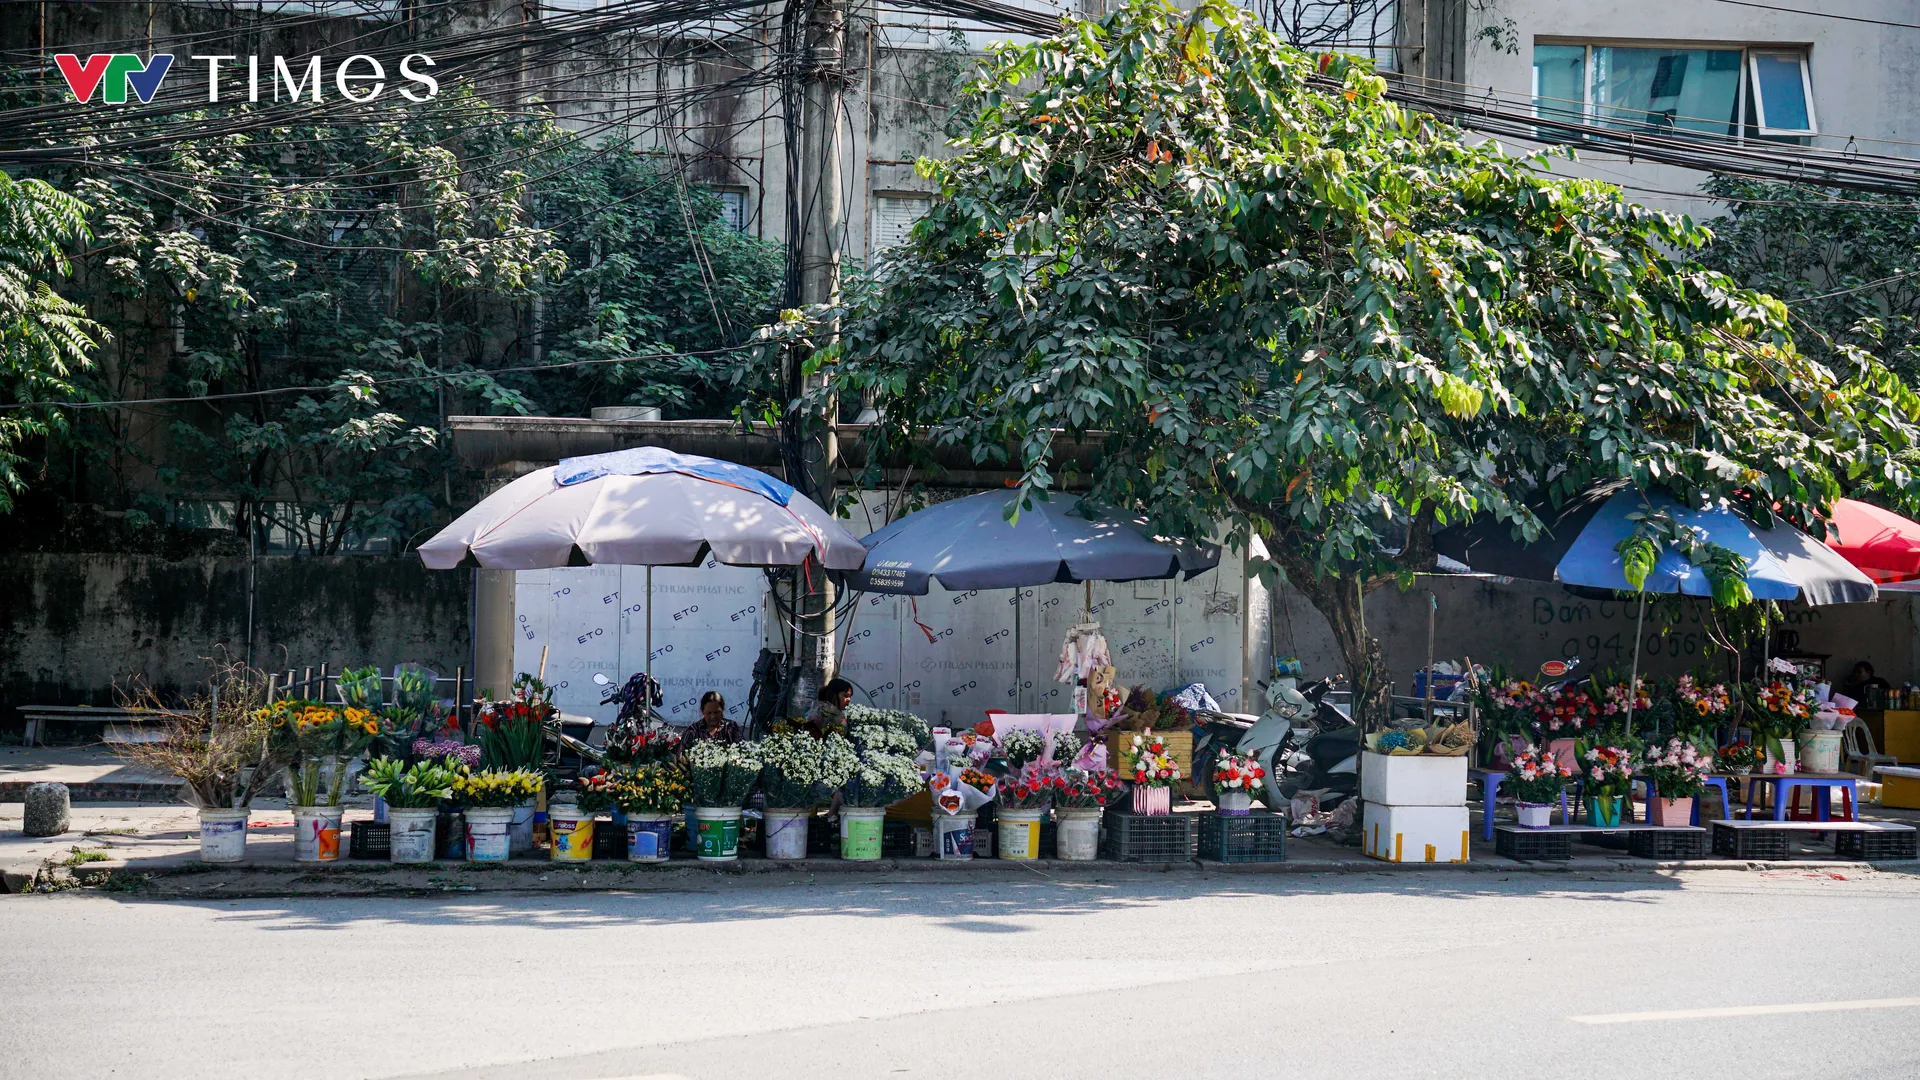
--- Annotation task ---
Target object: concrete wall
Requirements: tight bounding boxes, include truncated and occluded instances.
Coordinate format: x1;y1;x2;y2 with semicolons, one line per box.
0;555;471;730
1275;576;1920;691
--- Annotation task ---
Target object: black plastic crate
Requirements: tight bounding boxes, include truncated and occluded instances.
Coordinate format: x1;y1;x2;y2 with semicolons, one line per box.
348;821;389;860
1105;810;1198;863
1494;826;1571;861
1626;829;1709;860
1835;829;1918;860
592;818;626;859
1199;812;1287;863
1711;823;1789;859
883;819;919;858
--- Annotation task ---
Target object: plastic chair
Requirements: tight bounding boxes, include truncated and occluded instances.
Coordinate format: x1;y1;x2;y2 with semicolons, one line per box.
1843;718;1897;780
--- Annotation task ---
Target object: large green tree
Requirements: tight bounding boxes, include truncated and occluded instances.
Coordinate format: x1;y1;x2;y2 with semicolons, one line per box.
0;171;103;512
812;0;1920;720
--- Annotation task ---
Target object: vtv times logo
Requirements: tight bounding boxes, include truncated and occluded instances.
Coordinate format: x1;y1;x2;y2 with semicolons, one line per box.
54;52;440;105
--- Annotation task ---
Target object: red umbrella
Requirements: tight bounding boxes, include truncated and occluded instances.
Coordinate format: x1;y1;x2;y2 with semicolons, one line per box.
1827;498;1920;584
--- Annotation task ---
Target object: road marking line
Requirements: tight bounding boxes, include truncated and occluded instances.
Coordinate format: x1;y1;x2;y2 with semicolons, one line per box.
1569;998;1920;1025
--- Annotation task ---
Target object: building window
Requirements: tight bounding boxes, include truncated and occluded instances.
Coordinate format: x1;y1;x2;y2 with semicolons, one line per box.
715;188;749;232
871;193;932;251
1531;43;1814;141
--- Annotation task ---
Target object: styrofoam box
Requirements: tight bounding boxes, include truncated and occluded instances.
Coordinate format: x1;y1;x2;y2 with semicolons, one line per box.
1363;802;1470;864
1358;751;1468;807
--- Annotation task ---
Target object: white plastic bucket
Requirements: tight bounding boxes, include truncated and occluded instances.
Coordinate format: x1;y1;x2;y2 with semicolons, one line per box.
464;808;515;862
509;803;536;854
998;808;1043;860
840;807;886;860
549;806;596;861
933;812;975;860
693;807;742;861
764;808;811;860
1054;808;1101;861
1217;791;1254;816
626;813;673;862
387;808;439;863
198;808;249;863
1799;730;1843;773
293;805;344;863
1515;802;1553;829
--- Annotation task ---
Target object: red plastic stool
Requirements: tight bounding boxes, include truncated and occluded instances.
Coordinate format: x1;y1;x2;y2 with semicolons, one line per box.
1785;784;1854;821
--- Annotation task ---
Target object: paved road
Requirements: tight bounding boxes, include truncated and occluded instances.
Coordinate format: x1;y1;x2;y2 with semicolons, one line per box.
4;868;1917;1079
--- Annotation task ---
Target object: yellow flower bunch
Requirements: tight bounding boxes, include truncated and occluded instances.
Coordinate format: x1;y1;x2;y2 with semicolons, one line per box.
341;707;380;737
452;768;545;808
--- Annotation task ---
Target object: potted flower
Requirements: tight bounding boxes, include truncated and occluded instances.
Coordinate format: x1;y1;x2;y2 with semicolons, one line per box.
605;762;690;862
1716;740;1763;776
1642;737;1710;826
839;725;926;860
119;667;284;863
1530;685;1597;770
1501;747;1572;829
359;757;460;863
1673;676;1733;739
1580;744;1635;828
1052;768;1120;860
267;700;378;863
1746;681;1813;774
475;683;554;853
687;740;762;861
1211;748;1266;815
995;762;1053;860
452;768;544;862
757;730;857;860
1123;731;1182;816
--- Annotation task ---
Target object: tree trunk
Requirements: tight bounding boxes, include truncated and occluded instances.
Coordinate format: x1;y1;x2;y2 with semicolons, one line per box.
1272;547;1392;730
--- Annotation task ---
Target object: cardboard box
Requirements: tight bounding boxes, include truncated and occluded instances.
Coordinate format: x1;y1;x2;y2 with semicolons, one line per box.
1363;802;1470;863
1358;751;1468;807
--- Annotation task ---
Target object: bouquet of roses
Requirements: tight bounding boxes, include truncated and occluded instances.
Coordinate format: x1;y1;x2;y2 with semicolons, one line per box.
1530;684;1598;738
1052;768;1121;809
1211;748;1267;802
1502;746;1573;805
567;769;619;815
997;763;1054;810
1745;681;1814;760
1643;737;1711;799
1581;744;1635;798
1124;731;1182;788
475;675;556;771
1716;740;1764;775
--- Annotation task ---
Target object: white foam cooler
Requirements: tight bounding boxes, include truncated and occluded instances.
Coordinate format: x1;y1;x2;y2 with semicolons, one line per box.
1359;751;1468;806
1363;802;1470;863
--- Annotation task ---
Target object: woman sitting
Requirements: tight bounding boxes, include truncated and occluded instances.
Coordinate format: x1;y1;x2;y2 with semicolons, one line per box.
685;691;743;745
805;678;854;738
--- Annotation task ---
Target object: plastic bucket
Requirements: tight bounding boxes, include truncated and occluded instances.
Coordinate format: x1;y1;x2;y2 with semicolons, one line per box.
1515;802;1553;829
198;809;249;863
998;808;1043;860
388;808;439;864
464;808;515;862
933;812;975;861
693;807;742;861
549;807;596;861
1799;730;1843;773
1054;808;1101;861
840;807;885;860
293;805;344;863
626;813;673;863
509;803;536;854
764;808;811;860
1217;791;1253;816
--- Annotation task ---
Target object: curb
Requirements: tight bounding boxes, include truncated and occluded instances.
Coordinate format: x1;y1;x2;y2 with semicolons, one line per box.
14;854;1916;898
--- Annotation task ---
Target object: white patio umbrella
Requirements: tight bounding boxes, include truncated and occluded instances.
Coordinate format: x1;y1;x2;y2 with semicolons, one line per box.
418;446;866;571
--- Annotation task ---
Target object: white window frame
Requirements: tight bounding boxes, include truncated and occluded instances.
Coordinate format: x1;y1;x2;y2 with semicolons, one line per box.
870;192;933;251
1748;49;1818;136
1532;41;1818;142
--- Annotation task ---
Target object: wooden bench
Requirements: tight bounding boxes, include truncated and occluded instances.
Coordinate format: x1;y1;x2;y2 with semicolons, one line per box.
17;706;186;747
1494;824;1709;861
1710;819;1917;860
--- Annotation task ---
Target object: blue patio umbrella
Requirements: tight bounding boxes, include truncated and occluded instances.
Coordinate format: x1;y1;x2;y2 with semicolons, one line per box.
848;491;1221;595
1433;482;1876;606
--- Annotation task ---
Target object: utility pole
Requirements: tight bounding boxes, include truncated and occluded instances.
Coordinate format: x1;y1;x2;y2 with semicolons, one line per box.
782;0;850;686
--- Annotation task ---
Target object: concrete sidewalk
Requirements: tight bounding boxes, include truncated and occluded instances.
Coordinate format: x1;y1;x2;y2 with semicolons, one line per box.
0;745;180;802
5;801;1914;898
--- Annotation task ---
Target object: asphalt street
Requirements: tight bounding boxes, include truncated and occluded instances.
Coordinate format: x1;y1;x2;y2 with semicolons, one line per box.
3;868;1916;1079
